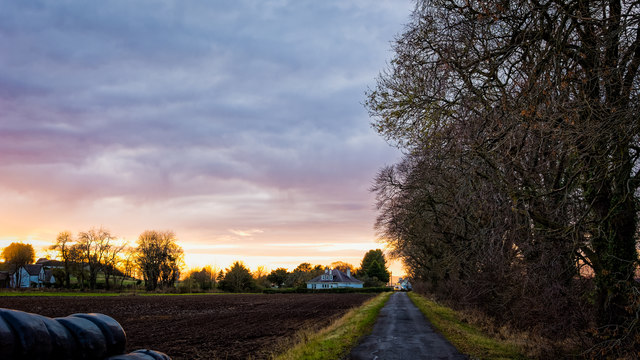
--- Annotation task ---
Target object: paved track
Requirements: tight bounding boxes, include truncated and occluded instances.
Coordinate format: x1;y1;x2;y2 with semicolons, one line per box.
348;292;468;360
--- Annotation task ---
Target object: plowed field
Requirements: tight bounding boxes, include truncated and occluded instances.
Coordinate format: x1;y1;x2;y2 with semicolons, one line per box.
0;293;374;359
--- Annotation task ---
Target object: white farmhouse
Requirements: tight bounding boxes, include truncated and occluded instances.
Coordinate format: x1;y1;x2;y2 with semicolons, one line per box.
11;264;46;288
307;268;363;289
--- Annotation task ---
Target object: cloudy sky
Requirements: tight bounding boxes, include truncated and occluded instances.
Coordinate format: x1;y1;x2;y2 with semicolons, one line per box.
0;1;412;274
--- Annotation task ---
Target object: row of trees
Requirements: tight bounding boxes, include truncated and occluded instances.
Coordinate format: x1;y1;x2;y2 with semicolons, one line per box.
2;234;392;294
51;229;128;290
369;0;640;356
47;228;183;291
182;249;393;293
265;249;391;290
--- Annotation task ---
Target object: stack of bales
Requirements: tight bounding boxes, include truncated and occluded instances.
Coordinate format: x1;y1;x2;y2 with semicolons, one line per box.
0;308;170;360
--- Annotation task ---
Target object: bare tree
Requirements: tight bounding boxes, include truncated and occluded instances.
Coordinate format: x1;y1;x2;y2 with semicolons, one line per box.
50;231;74;288
77;227;115;290
103;241;127;290
136;230;184;291
368;0;640;353
118;247;137;289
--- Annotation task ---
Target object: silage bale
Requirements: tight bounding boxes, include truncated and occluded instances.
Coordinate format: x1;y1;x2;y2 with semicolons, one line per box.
0;313;18;360
56;315;107;360
33;313;77;360
0;308;53;360
72;313;126;356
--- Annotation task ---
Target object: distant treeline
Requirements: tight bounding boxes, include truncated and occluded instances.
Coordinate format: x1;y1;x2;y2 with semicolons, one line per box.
185;249;392;293
263;287;393;294
1;230;394;294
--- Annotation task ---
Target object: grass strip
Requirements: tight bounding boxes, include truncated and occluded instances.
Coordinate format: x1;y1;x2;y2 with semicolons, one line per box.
407;292;528;360
0;291;123;297
274;291;392;360
0;291;234;297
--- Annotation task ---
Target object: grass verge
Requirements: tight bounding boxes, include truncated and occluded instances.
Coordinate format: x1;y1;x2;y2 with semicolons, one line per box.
407;292;528;360
0;291;123;297
0;290;232;297
273;291;392;360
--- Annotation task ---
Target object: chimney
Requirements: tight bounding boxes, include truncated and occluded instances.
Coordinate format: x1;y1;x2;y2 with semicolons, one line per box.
347;268;351;277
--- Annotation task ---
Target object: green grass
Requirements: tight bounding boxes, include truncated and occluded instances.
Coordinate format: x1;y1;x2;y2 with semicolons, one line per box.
407;292;528;360
0;291;124;297
0;290;237;297
274;292;392;360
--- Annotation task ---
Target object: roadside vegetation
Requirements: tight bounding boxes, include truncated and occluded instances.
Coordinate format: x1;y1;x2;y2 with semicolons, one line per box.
408;292;529;360
368;0;640;357
274;291;392;360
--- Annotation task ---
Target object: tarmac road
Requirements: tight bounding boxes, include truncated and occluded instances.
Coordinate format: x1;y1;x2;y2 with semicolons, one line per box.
348;292;468;360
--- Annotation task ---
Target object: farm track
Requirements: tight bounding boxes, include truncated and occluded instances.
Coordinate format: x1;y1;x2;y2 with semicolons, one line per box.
0;293;374;359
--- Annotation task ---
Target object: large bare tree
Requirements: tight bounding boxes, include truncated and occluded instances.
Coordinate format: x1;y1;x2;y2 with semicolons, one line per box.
135;230;184;290
50;231;74;288
77;227;116;290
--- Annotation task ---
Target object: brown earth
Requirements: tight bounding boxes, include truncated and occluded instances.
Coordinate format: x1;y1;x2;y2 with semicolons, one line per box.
0;293;374;359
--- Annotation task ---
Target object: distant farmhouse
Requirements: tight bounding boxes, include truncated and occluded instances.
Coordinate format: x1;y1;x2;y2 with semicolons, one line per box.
4;258;60;288
307;268;363;289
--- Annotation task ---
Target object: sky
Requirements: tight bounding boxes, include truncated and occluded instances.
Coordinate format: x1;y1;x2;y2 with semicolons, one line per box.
0;1;413;275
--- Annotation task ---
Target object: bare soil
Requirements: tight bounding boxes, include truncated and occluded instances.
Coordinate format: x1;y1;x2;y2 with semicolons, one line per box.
0;293;373;359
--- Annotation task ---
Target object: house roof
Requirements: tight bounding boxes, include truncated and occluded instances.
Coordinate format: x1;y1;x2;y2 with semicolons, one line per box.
23;264;43;276
36;258;64;267
308;269;363;284
0;271;8;281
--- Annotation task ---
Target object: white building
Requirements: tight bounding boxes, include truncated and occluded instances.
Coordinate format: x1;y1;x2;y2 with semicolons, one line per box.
11;264;46;288
10;264;56;288
307;268;364;289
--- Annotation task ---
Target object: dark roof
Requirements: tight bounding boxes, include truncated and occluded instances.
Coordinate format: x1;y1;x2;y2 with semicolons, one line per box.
308;269;363;284
0;271;8;281
35;258;64;267
23;264;43;276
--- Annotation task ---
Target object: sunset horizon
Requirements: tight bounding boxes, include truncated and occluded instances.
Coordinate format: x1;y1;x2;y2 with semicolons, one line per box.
0;1;411;278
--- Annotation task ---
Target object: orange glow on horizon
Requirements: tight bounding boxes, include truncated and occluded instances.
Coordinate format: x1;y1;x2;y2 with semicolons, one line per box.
1;236;406;277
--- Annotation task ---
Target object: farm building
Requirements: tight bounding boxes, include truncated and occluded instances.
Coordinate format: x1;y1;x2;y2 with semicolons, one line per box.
307;268;363;289
10;263;56;288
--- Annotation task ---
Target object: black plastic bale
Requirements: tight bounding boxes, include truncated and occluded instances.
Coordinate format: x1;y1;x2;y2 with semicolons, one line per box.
106;349;171;360
0;308;170;360
56;316;108;359
129;349;172;360
105;354;155;360
32;313;77;360
0;308;53;360
0;313;18;359
72;313;127;356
